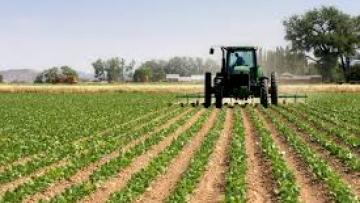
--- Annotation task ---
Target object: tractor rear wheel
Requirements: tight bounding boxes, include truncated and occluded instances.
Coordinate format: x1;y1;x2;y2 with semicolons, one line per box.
204;72;212;108
260;78;268;108
271;72;278;105
215;86;223;108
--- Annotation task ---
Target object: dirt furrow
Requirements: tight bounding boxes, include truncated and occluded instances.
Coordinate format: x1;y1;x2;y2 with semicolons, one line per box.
188;109;233;203
271;108;360;197
242;108;274;203
0;160;67;194
134;109;219;203
256;108;330;203
80;109;206;203
23;108;191;203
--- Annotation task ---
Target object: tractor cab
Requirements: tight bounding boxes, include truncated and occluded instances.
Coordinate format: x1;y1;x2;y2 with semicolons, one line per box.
205;46;278;108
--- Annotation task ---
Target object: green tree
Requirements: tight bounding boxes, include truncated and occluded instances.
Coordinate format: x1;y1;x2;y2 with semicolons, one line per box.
133;67;152;82
0;74;3;83
34;66;78;84
92;59;106;81
60;66;78;83
284;6;360;81
106;57;122;83
138;60;166;82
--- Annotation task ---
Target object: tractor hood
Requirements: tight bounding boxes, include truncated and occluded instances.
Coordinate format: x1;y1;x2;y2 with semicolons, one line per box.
233;65;250;74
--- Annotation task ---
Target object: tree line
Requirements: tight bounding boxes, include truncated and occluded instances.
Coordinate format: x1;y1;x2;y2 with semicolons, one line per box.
133;57;219;82
31;6;360;84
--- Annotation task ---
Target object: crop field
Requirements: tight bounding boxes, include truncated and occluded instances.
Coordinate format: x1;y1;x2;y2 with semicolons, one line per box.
0;92;359;203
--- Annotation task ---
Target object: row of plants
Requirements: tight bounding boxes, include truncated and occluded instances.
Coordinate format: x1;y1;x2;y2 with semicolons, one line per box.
165;109;226;202
272;106;360;172
285;105;360;149
0;93;172;166
259;107;358;202
0;105;172;176
299;104;360;136
47;108;201;203
107;110;214;202
225;107;247;203
0;106;180;185
247;107;299;202
0;107;187;202
306;94;360;124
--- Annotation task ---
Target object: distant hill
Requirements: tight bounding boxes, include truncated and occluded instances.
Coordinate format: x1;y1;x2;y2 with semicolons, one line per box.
0;69;39;83
0;69;95;83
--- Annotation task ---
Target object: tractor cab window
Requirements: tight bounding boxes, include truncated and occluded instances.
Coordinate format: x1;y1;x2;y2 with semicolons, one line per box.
228;50;255;73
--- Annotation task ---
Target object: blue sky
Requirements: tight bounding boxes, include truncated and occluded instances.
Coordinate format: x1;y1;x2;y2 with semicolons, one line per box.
1;0;359;72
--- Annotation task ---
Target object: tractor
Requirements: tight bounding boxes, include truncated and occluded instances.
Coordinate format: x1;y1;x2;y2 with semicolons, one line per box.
204;46;278;108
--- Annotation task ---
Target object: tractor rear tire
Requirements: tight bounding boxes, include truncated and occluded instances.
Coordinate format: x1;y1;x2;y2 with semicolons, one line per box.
204;72;212;108
260;78;268;108
271;72;278;105
215;86;223;109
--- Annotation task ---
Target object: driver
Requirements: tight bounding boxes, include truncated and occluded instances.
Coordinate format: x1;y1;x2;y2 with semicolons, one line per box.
234;53;245;66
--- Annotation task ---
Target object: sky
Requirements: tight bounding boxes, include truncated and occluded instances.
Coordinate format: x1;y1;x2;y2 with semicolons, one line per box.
0;0;359;72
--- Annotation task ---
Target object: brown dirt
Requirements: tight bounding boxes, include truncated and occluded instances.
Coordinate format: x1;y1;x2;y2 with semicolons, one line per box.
80;109;206;203
242;108;275;203
0;160;67;194
23;108;192;203
271;108;360;197
256;108;330;203
133;109;219;203
188;109;233;203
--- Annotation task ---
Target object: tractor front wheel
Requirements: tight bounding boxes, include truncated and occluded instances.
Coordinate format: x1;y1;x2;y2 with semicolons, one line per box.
260;78;268;108
204;72;212;108
271;72;278;105
215;86;223;108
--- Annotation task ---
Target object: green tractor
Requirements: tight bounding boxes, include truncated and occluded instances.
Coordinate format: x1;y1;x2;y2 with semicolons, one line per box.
204;46;278;108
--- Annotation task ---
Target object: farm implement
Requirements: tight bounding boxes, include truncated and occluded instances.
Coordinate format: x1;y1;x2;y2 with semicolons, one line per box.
177;92;307;107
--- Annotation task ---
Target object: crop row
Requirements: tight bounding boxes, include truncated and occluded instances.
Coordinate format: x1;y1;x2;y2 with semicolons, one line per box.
225;107;246;203
247;107;299;202
286;105;360;149
0;93;172;166
0;107;187;202
107;110;213;202
166;109;226;202
48;108;200;203
259;107;358;202
0;106;179;186
298;104;360;136
272;106;360;171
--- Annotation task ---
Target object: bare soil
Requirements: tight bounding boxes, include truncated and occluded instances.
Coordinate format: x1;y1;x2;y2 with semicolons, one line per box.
256;108;330;203
188;108;233;203
134;109;219;203
242;108;275;203
23;108;192;203
80;109;206;203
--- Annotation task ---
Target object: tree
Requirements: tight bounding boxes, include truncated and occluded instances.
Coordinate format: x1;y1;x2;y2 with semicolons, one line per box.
0;74;3;83
106;57;122;83
34;66;78;84
284;6;360;81
92;59;106;81
133;67;152;82
61;66;78;83
92;57;135;82
138;60;166;82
